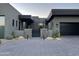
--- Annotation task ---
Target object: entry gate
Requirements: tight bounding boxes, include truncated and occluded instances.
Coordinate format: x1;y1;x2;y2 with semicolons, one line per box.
32;29;40;37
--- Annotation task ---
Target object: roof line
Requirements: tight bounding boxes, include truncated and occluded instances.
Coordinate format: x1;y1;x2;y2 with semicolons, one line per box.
9;3;22;14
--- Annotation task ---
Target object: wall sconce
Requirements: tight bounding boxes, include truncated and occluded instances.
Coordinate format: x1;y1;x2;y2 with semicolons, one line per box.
56;24;58;28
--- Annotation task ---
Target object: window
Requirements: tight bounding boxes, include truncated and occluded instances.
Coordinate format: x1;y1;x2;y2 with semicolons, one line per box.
16;20;17;27
12;19;14;27
0;16;5;26
0;16;5;38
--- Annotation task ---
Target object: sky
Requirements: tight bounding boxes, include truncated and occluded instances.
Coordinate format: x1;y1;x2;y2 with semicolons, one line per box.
10;3;79;18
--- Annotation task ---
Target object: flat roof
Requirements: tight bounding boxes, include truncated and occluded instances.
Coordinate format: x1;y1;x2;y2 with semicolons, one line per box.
52;9;79;16
46;9;79;25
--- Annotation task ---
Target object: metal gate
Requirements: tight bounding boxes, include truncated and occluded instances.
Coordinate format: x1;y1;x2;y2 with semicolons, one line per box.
32;29;40;37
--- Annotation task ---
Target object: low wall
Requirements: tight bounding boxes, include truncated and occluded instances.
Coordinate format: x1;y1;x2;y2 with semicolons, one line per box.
40;29;48;38
15;30;24;36
40;29;53;38
24;29;32;38
48;30;53;37
15;29;32;38
15;29;52;38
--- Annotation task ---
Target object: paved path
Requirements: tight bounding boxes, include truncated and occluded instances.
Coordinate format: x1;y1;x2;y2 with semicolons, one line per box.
0;36;79;56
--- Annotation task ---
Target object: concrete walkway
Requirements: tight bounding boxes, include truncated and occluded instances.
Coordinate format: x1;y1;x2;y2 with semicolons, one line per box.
0;36;79;56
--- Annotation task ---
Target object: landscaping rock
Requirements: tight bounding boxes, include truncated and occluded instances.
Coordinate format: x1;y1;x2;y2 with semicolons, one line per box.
45;37;53;40
17;36;25;40
56;38;61;40
45;37;61;40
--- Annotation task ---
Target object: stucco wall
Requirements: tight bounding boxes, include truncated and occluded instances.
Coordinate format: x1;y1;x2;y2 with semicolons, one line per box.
41;29;48;38
15;30;24;36
0;3;21;38
15;29;32;39
24;29;32;38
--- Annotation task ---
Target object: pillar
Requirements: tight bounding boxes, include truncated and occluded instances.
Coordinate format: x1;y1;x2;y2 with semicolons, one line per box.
19;21;21;30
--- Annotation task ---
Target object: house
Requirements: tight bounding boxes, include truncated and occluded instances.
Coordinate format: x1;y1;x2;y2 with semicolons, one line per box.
46;9;79;36
0;3;46;39
18;15;46;37
0;3;21;38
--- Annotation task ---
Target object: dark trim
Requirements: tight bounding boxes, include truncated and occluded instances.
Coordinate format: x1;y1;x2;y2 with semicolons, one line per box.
16;20;17;27
19;15;31;20
46;15;54;25
60;22;79;24
47;9;79;24
0;15;5;16
53;15;79;16
12;19;14;27
47;15;79;25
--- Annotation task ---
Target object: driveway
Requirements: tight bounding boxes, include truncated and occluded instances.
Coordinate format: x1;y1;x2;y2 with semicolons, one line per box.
0;36;79;56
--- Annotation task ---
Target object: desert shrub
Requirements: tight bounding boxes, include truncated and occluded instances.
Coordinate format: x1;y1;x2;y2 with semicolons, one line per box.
11;32;16;38
6;32;18;40
52;31;60;38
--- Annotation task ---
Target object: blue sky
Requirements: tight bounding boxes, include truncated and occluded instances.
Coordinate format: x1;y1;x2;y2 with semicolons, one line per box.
11;3;79;18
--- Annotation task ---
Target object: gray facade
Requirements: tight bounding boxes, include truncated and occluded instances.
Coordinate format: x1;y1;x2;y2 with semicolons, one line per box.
0;3;46;38
0;3;21;38
47;9;79;36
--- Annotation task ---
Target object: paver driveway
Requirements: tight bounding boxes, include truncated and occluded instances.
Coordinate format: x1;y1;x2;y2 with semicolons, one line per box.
0;36;79;56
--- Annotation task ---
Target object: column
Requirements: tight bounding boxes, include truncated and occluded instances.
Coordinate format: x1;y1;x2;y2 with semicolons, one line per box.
25;22;27;28
19;21;21;30
21;21;23;30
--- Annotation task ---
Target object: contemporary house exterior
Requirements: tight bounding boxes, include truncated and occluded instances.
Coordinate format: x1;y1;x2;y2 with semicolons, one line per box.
2;3;79;39
0;3;46;39
46;9;79;36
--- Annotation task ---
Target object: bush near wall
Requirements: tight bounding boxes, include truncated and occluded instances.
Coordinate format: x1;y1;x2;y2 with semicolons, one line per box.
52;31;60;38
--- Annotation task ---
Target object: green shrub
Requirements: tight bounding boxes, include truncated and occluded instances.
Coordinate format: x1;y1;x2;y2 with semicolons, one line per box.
52;31;60;38
11;32;16;38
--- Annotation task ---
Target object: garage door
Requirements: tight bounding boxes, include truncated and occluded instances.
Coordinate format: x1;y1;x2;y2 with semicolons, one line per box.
60;22;79;35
